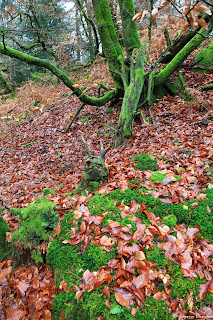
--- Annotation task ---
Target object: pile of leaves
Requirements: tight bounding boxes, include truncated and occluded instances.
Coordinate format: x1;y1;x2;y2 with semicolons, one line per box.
0;260;55;319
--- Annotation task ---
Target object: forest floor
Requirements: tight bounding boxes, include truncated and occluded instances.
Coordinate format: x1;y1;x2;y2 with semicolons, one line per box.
0;55;213;319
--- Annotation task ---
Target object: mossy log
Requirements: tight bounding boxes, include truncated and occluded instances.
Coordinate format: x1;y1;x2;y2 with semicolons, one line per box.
0;44;120;106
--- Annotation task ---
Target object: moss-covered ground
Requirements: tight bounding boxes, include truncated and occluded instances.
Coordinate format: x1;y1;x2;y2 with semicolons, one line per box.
47;177;213;319
2;153;212;319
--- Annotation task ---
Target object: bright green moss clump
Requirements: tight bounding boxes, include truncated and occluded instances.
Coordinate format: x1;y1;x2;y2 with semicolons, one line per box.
134;153;158;171
0;216;11;260
163;214;177;228
151;171;180;183
151;172;167;183
11;197;58;265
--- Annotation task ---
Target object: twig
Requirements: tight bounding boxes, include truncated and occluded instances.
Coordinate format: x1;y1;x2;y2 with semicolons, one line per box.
81;135;92;156
64;103;85;132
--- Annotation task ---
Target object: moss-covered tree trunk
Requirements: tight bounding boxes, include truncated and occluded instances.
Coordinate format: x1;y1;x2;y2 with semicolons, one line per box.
0;70;13;93
113;44;146;147
92;0;124;89
117;0;141;57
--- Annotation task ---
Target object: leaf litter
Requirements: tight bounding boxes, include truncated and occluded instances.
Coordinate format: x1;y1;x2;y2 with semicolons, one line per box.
0;56;212;318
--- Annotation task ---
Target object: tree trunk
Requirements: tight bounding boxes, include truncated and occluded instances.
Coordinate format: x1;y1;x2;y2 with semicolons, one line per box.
92;0;124;89
113;44;146;147
117;0;141;57
0;70;13;93
75;1;81;63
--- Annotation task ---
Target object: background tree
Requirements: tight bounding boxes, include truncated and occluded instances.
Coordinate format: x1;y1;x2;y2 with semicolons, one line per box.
0;0;212;146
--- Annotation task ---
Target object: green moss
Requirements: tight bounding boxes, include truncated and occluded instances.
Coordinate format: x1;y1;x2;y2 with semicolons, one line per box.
162;214;177;228
169;263;206;299
145;244;168;270
134;153;158;171
135;297;174;320
87;191;150;227
0;217;12;261
52;290;135;320
179;167;184;171
144;245;208;308
150;171;180;183
43;187;54;196
47;212;117;286
47;186;213;318
197;292;213;309
103;187;213;242
11;197;58;265
120;217;137;233
151;172;167;183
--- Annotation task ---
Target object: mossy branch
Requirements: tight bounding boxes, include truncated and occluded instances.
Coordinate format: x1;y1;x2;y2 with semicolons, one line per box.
201;83;213;90
0;44;119;106
155;25;213;87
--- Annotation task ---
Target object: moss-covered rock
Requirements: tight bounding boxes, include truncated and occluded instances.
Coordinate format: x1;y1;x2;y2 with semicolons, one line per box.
196;41;213;68
0;216;11;261
11;197;58;265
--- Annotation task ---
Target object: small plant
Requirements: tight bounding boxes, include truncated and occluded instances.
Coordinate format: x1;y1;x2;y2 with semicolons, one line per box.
80;115;90;123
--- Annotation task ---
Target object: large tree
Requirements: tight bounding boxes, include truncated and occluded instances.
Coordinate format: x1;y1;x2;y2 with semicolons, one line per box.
0;0;212;146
